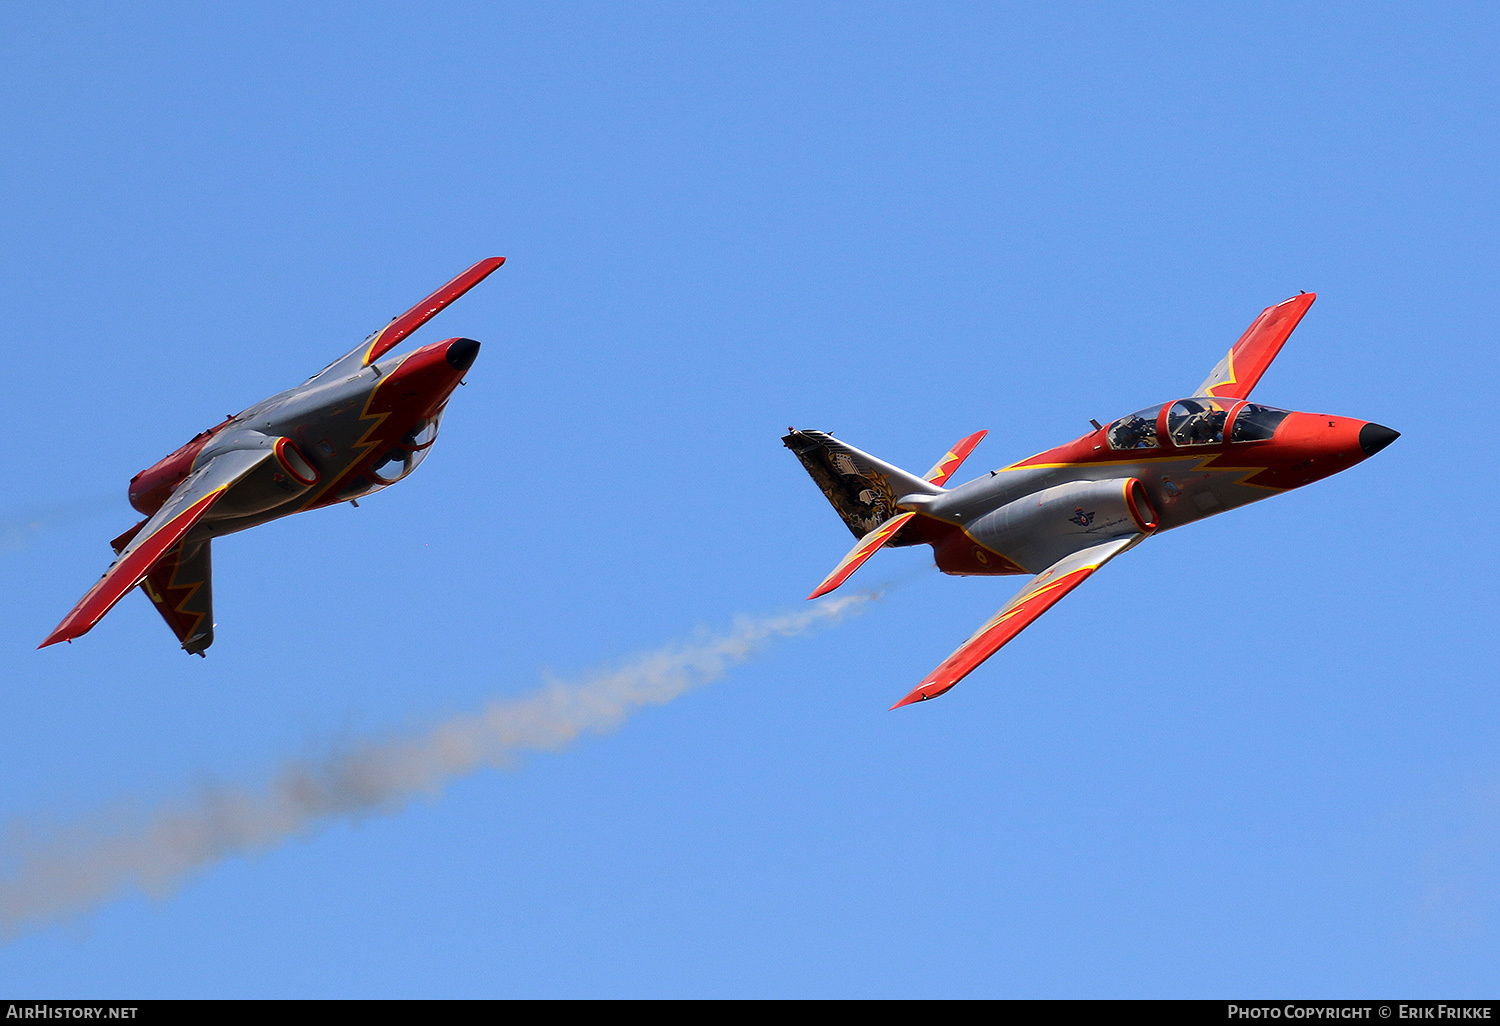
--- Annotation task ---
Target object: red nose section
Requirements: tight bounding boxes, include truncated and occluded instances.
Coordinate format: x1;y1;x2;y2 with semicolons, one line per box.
379;337;481;420
1246;413;1388;490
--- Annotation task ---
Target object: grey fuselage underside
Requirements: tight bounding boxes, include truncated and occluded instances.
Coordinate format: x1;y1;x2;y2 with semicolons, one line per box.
927;448;1272;536
184;355;412;542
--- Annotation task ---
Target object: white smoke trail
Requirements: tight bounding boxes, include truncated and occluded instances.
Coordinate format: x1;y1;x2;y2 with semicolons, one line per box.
0;496;115;555
0;592;875;938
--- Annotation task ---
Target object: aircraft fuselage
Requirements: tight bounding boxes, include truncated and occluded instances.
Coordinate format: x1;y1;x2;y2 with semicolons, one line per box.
128;336;479;541
896;403;1395;578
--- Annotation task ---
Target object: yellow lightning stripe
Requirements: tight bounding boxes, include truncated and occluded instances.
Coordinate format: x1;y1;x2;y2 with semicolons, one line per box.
961;570;1087;641
994;451;1280;491
362;324;400;366
1209;348;1239;394
163;544;210;632
926;450;961;481
808;512;915;599
298;352;418;510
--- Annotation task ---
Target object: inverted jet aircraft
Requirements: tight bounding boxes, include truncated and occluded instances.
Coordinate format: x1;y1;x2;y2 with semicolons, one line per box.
784;293;1398;708
40;258;506;655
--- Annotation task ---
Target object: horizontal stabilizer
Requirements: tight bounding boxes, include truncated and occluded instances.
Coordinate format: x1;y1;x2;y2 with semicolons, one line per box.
923;430;987;486
808;512;916;600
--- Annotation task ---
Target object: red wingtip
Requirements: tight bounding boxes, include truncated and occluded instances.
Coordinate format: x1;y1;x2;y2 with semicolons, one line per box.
39;488;229;653
889;680;954;709
40;618;93;649
363;258;509;366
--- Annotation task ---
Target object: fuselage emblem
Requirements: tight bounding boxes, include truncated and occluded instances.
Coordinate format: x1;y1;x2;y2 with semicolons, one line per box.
1068;507;1096;527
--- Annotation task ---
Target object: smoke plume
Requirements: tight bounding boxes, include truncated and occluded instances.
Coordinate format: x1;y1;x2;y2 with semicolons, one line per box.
0;496;116;555
0;592;874;938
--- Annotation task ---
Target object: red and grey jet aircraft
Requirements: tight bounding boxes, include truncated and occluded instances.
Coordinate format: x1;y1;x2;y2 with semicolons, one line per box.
40;258;506;655
784;293;1398;708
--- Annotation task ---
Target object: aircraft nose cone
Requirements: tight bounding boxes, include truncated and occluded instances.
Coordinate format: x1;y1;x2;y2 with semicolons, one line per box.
1359;422;1400;456
445;337;480;371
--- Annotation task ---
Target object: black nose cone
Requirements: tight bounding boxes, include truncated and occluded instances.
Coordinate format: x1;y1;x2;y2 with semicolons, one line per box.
446;337;481;371
1359;422;1400;456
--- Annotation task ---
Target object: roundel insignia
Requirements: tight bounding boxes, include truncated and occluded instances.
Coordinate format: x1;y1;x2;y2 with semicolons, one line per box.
974;547;989;566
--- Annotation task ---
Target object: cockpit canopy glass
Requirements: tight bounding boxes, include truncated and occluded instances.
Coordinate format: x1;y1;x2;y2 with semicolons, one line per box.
1106;405;1164;450
1229;402;1291;442
1168;397;1235;447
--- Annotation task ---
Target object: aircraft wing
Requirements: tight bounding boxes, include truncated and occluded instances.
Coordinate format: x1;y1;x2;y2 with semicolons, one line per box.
39;448;273;649
891;533;1144;708
1197;292;1315;399
359;257;506;366
309;258;506;384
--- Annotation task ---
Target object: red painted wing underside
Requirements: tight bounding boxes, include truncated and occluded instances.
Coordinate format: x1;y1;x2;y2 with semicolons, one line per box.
108;524;212;652
891;534;1141;708
891;567;1098;708
362;257;506;366
38;489;225;648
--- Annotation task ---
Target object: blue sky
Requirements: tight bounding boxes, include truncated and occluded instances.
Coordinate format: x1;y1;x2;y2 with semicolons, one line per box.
2;2;1496;997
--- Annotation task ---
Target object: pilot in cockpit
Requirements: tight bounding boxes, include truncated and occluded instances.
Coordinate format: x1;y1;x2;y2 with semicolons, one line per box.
1112;415;1155;449
1185;408;1227;444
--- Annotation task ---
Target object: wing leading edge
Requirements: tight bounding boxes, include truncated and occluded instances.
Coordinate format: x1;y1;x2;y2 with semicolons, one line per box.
891;533;1144;708
807;512;917;600
305;258;507;386
360;256;506;366
39;448;273;650
1197;292;1315;400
